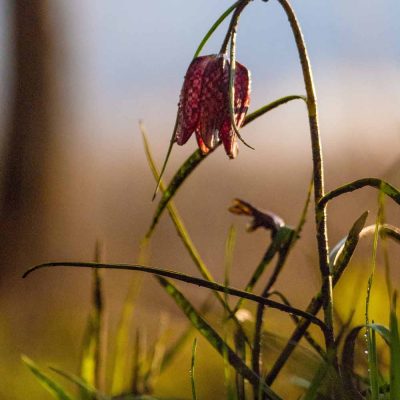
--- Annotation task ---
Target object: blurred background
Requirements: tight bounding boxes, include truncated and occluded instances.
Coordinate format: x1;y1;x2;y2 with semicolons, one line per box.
0;1;400;398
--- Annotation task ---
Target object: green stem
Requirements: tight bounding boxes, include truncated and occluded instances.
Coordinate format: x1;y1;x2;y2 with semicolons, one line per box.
194;1;240;58
319;178;400;209
219;0;251;55
252;248;290;398
228;2;255;151
275;0;334;359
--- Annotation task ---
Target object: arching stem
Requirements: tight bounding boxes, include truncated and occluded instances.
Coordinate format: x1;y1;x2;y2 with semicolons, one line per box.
269;0;336;380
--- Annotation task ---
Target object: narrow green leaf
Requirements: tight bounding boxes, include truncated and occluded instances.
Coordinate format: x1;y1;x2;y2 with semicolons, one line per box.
243;95;306;126
141;126;251;343
233;328;246;400
21;355;73;400
368;326;380;399
370;323;391;345
50;367;110;400
232;226;293;314
341;323;390;400
142;316;168;393
366;190;384;400
142;126;216;290
390;293;400;400
329;211;368;272
190;338;198;400
111;276;142;394
193;1;240;58
268;291;325;359
80;241;104;397
131;329;141;396
160;326;192;373
224;225;236;301
80;270;104;397
160;297;213;372
157;277;282;400
228;13;254;152
24;261;327;334
319;178;400;209
146;96;306;239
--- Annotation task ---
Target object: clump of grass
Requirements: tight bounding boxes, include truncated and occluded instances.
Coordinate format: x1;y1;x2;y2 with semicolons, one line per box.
22;1;400;399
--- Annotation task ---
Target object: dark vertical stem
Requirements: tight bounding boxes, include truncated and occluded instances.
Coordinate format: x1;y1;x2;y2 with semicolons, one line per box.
252;249;287;399
265;0;335;384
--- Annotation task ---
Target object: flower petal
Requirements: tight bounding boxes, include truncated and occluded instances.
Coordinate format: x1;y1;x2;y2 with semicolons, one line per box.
176;56;212;145
198;55;228;150
195;130;210;155
234;61;251;127
219;118;238;159
219;61;250;159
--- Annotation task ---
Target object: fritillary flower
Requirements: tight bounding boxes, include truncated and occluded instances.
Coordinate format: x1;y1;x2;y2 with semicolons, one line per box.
175;54;251;159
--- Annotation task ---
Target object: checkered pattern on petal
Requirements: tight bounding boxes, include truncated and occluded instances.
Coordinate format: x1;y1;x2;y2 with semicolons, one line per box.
219;117;238;159
175;54;250;159
219;61;251;159
198;56;229;150
233;61;251;127
175;56;212;145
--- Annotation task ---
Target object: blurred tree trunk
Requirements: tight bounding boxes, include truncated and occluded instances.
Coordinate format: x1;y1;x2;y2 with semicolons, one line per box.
0;0;56;282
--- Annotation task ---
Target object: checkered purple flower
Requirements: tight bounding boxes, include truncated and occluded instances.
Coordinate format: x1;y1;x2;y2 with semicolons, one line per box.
175;54;251;159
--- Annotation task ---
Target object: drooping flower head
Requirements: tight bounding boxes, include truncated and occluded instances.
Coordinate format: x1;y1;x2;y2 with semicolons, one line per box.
175;54;251;159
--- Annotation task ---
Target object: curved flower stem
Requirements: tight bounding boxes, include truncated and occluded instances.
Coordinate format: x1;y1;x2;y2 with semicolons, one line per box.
194;1;241;59
228;7;255;151
274;0;335;365
153;0;244;200
220;0;251;55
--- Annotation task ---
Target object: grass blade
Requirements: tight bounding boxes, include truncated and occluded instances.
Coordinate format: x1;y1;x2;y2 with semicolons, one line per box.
390;292;400;400
80;242;105;396
268;291;325;359
160;297;213;372
141;125;251;343
190;338;198;400
193;1;240;58
224;225;237;304
157;277;282;400
111;272;143;394
366;190;385;400
368;326;380;399
142;316;168;393
232;226;293;315
329;211;368;271
21;355;73;400
341;323;391;399
51;367;110;400
243;95;305;126
319;178;400;209
142;125;217;292
24;261;327;334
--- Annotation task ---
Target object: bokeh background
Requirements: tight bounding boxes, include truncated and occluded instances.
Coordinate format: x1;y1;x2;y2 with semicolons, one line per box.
1;1;400;398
